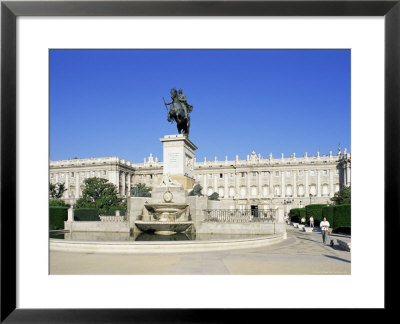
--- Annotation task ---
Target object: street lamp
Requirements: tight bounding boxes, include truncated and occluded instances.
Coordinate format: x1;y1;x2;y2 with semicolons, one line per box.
309;193;313;204
283;199;294;217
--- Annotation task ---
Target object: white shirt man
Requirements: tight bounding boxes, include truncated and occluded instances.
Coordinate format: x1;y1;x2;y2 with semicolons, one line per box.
320;219;330;231
320;217;330;244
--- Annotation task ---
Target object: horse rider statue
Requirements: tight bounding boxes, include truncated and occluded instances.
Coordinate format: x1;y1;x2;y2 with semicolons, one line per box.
163;88;193;137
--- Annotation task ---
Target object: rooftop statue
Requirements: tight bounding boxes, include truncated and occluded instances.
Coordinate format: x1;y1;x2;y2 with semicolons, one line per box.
163;88;193;137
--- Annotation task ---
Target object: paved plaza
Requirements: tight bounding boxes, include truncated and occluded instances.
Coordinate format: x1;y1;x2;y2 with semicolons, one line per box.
49;225;351;275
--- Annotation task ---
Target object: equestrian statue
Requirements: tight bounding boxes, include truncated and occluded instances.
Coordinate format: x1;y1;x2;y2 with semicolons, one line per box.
163;88;193;137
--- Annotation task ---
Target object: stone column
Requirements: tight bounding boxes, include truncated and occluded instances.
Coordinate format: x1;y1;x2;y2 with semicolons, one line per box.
203;174;207;195
120;172;126;196
224;173;228;199
109;170;119;192
257;171;261;198
317;170;321;197
281;171;285;198
65;173;69;199
305;171;309;197
346;165;351;185
269;171;273;196
329;169;334;197
293;172;297;197
213;174;217;193
67;207;74;222
55;173;59;183
75;172;80;198
127;173;131;197
235;170;239;198
246;171;250;197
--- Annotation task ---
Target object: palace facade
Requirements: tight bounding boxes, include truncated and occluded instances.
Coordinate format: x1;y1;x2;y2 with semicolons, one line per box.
50;148;351;216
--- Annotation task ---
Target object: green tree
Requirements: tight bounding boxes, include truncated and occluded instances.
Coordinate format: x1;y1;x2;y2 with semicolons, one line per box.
75;177;122;213
49;182;67;199
130;183;152;197
49;198;70;207
330;185;351;205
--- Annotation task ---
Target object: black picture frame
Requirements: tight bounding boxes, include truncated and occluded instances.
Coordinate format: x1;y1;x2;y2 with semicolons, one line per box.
1;0;398;322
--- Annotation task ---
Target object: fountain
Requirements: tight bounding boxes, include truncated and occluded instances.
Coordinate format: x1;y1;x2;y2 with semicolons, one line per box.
134;174;194;235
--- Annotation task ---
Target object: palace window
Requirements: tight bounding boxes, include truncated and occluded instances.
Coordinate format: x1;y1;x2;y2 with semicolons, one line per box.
299;170;303;175
252;172;257;177
286;171;291;176
220;173;223;178
274;186;281;197
322;184;329;196
207;187;213;196
262;186;269;196
251;186;257;196
298;185;304;196
60;173;64;178
286;185;293;196
218;187;224;198
309;185;316;196
241;172;246;177
207;174;212;179
310;170;315;176
336;169;340;174
229;187;235;198
103;170;107;175
323;170;328;175
263;171;269;176
50;174;54;178
92;171;95;177
240;186;247;197
275;171;279;176
71;172;74;177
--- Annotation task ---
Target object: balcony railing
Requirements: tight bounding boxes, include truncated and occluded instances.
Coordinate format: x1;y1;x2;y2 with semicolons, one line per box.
203;209;276;223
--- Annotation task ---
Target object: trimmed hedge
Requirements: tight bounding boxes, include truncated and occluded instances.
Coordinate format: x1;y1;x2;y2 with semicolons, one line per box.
289;208;306;223
334;204;351;233
106;207;126;216
49;207;68;230
322;206;335;228
321;204;351;233
305;204;327;226
74;208;100;221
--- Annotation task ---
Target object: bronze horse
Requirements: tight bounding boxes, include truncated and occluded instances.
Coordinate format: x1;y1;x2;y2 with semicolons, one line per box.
164;88;191;136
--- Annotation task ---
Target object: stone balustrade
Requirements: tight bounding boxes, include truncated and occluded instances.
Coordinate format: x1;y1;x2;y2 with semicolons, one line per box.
99;215;126;222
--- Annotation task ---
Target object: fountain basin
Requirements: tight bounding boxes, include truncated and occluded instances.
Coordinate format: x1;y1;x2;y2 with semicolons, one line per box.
144;203;188;222
135;220;193;235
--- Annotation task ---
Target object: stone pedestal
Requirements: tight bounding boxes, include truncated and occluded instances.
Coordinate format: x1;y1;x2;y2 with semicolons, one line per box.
160;134;197;190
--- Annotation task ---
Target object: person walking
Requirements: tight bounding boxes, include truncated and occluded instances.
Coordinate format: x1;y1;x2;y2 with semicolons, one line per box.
320;217;330;244
309;216;314;228
301;216;306;224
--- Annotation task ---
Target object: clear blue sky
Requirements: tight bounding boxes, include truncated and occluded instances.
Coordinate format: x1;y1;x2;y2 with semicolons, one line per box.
50;49;350;162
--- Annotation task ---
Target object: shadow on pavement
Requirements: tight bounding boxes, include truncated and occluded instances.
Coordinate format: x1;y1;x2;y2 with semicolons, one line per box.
323;254;351;263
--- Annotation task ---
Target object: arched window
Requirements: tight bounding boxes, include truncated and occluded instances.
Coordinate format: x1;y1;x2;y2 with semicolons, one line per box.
274;186;281;197
251;186;258;196
218;187;224;198
240;186;247;197
309;185;316;196
229;187;235;198
286;185;293;196
262;186;269;196
298;185;304;197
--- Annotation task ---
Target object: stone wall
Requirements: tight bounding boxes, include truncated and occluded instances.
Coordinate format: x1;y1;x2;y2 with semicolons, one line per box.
195;222;286;235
